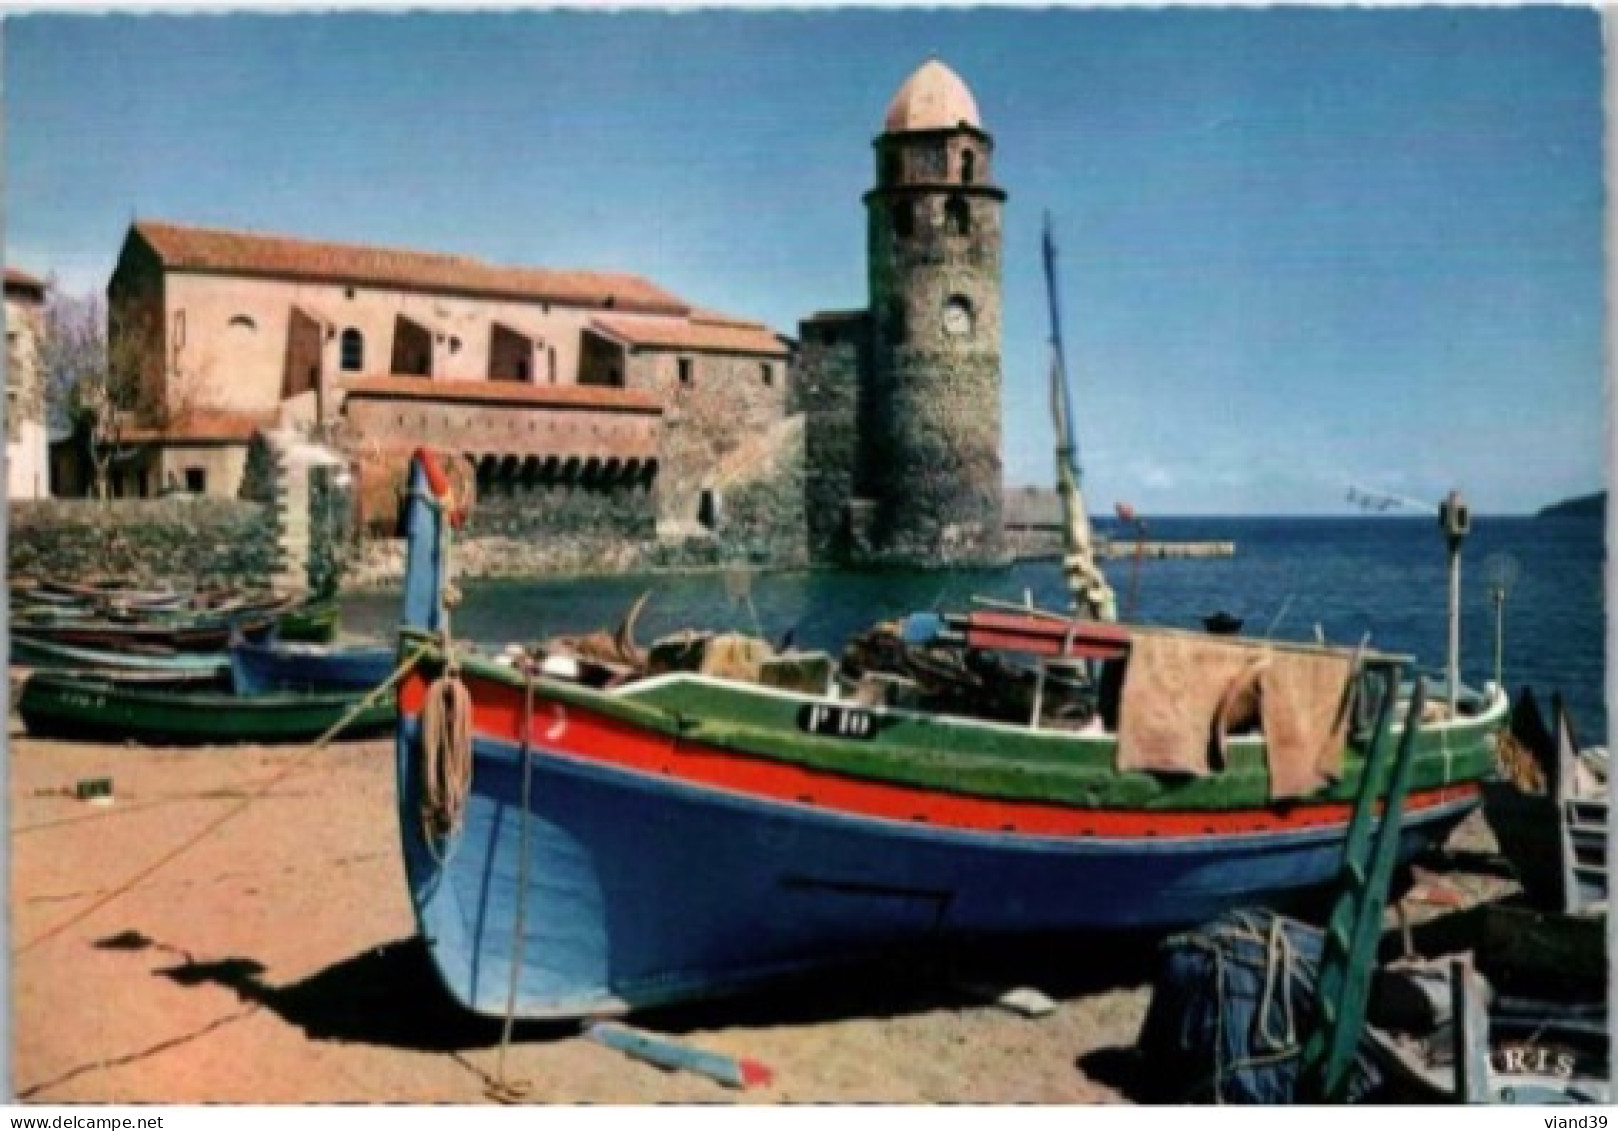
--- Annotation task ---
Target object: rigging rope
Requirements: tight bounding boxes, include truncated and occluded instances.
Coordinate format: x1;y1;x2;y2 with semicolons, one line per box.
17;641;431;956
487;664;538;1103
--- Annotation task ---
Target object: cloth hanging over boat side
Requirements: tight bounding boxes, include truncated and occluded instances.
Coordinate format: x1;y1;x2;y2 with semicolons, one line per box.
1116;633;1258;777
1116;630;1357;798
1259;649;1356;800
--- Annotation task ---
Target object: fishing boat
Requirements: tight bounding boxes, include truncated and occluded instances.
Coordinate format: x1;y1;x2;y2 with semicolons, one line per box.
392;448;1507;1020
273;595;341;643
10;600;289;653
230;637;394;694
18;670;395;745
10;634;231;684
1482;690;1608;915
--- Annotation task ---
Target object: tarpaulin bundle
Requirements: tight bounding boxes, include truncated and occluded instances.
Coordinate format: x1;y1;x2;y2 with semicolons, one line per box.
1136;909;1383;1103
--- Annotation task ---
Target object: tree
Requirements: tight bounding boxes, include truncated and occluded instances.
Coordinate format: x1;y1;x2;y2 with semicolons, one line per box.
38;291;152;500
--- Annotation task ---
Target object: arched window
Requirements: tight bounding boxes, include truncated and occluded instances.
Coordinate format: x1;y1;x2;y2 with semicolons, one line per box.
893;201;914;239
946;196;972;236
961;149;976;184
882;149;902;186
340;328;365;372
228;314;257;331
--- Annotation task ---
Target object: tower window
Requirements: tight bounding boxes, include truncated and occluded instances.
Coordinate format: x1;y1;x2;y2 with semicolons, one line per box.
882;149;902;185
961;149;976;184
946;197;972;236
340;328;365;372
760;362;774;386
678;358;693;386
893;201;914;239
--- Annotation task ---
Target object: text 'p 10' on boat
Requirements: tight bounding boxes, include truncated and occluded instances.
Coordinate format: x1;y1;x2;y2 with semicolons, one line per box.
393;450;1507;1021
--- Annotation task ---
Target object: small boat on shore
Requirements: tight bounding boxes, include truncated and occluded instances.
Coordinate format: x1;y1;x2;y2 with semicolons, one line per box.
392;449;1507;1021
7;592;340;654
273;596;341;643
12;611;281;654
1482;690;1608;915
18;670;395;745
10;634;231;684
230;637;394;695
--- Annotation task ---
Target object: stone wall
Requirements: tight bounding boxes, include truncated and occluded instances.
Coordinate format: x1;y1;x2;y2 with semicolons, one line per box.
714;452;808;567
340;391;662;465
341;420;809;587
467;479;656;543
796;312;868;562
629;349;791;528
8;497;281;589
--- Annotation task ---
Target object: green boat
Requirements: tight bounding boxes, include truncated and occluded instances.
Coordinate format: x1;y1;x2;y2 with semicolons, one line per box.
275;596;340;643
17;671;395;745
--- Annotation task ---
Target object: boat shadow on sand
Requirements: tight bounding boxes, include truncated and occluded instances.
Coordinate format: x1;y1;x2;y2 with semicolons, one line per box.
95;926;1164;1054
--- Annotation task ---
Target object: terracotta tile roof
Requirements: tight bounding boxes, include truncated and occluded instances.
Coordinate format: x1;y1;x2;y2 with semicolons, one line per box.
689;307;768;330
590;314;790;358
132;220;690;316
5;267;47;298
340;375;664;414
121;410;272;444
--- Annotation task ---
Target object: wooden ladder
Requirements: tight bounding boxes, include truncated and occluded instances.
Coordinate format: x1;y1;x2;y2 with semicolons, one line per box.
1300;664;1426;1102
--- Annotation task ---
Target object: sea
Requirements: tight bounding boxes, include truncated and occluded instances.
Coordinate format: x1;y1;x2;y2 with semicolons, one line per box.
341;514;1609;744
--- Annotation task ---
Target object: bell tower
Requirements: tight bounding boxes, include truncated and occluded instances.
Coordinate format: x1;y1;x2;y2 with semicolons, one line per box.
863;58;1006;565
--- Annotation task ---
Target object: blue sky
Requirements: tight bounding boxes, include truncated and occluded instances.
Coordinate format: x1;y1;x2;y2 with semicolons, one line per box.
5;8;1605;514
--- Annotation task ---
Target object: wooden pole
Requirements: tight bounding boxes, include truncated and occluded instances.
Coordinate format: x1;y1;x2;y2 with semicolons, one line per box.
1439;490;1469;718
1449;542;1461;718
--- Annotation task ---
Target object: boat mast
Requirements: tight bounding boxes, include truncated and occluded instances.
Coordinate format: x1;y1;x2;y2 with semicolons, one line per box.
1043;213;1117;622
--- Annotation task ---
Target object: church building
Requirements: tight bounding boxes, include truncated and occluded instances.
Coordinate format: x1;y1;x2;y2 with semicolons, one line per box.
101;219;791;529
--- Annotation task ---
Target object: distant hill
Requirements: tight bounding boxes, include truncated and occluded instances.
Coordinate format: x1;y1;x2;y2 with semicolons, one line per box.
1537;490;1606;518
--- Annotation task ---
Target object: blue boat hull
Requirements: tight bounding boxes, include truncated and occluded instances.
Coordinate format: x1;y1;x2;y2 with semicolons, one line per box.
397;717;1476;1019
230;641;394;694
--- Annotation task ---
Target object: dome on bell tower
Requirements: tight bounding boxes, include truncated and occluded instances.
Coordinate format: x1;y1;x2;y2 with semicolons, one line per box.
882;57;982;134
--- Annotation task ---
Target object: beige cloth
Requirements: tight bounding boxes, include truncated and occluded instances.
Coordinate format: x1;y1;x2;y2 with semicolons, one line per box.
1116;633;1259;777
1116;630;1357;800
1258;649;1356;799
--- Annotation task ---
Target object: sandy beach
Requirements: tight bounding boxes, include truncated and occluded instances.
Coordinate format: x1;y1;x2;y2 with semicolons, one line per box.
10;720;1513;1104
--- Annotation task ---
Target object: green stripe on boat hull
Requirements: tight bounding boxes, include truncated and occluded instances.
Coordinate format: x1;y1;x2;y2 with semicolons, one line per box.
17;672;395;745
400;632;1504;812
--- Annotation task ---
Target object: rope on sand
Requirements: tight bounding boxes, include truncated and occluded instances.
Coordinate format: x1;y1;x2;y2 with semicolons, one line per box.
17;642;431;956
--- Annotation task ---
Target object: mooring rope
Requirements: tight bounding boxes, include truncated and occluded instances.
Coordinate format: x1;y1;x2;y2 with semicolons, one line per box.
417;484;476;858
419;673;473;849
487;663;538;1103
17;642;431;956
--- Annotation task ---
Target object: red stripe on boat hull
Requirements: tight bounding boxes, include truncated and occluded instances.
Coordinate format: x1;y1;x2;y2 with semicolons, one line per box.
400;670;1479;840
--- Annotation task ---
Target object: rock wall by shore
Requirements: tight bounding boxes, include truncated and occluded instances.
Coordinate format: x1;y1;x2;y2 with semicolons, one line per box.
11;426;815;591
9;497;282;588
